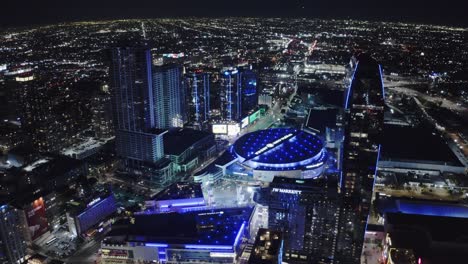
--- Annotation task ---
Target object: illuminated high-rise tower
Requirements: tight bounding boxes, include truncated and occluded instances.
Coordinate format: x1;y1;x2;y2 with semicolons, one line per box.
335;54;385;263
185;71;210;130
240;69;258;117
153;64;186;128
220;68;258;122
109;47;164;164
0;204;28;264
220;68;241;121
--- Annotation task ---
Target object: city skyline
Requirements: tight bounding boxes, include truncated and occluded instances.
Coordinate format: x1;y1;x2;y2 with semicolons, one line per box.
0;16;467;264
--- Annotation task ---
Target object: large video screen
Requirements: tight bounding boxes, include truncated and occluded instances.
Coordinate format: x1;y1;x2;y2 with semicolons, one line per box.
212;124;228;134
26;197;49;241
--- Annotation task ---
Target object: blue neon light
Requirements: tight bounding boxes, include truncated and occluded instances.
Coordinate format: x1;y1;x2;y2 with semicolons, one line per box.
184;244;233;250
397;201;468;218
145;243;168;248
159;201;205;208
345;62;358;109
233;221;246;247
378;65;385;101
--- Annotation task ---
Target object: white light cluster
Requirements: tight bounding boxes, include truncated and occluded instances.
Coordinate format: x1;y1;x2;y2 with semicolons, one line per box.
254;133;294;155
272;188;302;195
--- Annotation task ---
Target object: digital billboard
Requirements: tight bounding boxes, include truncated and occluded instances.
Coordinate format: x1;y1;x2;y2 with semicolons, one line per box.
227;124;240;136
26;197;49;241
241;117;249;129
212;124;228;134
249;110;261;123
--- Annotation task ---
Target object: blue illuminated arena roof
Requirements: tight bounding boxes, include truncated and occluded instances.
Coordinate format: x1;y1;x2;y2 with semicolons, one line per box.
233;128;325;170
105;207;252;248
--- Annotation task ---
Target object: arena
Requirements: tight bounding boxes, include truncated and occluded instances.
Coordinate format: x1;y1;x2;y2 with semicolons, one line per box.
229;128;327;182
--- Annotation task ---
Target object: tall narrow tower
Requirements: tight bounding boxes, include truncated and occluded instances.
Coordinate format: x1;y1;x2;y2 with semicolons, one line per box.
153;64;185;129
185;70;210;130
220;68;241;121
109;47;164;164
336;54;385;263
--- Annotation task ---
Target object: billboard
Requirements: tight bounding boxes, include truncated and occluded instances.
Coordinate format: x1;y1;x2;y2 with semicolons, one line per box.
26;197;49;241
249;110;261;123
241;117;249;129
212;124;228;134
227;124;240;136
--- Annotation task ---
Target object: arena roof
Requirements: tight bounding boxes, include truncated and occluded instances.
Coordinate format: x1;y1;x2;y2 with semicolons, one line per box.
233;128;325;169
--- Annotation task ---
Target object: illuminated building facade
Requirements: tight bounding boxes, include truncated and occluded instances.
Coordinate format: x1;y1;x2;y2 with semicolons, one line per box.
109;48;176;186
7;71;82;153
153;64;186;129
67;193;117;236
336;54;385;263
184;71;210;130
220;68;242;121
219;68;258;122
0;204;28;264
101;208;252;264
91;87;114;139
110;47;165;164
265;177;338;263
240;69;258;118
249;228;283;264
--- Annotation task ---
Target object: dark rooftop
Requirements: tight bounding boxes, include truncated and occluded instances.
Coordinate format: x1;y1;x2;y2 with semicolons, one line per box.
385;212;468;261
304;108;338;134
151;182;203;201
381;124;462;166
106;207;253;246
163;128;213;156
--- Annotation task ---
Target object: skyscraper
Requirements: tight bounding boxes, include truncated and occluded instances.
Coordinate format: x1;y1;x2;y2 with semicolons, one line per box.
0;204;28;264
240;69;258;117
335;54;385;263
109;47;164;164
6;70;81;153
153;64;185;129
184;71;210;130
220;68;258;122
266;177;338;264
220;68;241;121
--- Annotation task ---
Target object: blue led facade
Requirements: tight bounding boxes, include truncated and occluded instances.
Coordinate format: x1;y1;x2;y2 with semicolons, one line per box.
75;194;117;235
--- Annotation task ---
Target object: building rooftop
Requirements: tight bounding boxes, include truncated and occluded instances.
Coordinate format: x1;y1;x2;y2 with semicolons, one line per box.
377;197;468;219
105;207;253;246
304;108;338;134
385;212;468;260
151;182;203;201
381;124;463;166
61;137;112;157
233;128;325;169
214;149;237;167
163;128;212;156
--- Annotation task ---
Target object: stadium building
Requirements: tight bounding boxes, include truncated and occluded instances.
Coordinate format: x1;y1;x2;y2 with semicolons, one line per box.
227;128;327;182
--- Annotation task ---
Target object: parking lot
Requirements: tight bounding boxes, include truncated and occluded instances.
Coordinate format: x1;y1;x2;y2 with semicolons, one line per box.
39;228;78;259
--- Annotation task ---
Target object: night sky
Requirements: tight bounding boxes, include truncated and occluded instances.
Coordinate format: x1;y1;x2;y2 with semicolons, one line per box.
1;0;467;28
